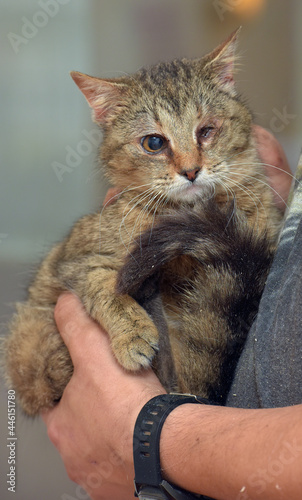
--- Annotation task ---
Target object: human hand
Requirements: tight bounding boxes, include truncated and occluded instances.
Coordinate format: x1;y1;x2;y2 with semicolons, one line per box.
103;186;122;207
42;293;166;500
253;124;292;211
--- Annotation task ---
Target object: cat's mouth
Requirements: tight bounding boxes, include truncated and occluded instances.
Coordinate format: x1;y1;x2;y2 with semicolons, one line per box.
168;175;214;203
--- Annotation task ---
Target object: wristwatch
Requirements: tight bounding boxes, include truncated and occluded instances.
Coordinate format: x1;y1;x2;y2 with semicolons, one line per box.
133;393;213;500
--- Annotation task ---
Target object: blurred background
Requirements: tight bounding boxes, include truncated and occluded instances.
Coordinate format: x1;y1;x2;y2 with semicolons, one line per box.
0;0;301;498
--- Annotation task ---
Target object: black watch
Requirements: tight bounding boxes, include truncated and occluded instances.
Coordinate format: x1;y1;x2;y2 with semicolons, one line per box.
133;393;214;500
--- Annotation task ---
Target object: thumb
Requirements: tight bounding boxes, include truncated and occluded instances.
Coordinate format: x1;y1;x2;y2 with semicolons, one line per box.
103;186;122;206
42;293;110;425
54;292;110;366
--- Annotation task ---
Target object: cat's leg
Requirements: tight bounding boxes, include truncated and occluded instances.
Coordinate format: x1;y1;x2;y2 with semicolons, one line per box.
4;303;72;415
57;257;159;371
168;292;243;403
169;321;228;400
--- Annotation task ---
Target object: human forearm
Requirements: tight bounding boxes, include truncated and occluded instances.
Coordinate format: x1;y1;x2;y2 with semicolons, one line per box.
160;403;302;499
43;294;302;500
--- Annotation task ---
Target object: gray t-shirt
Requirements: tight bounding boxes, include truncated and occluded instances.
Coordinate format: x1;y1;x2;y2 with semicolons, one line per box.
226;154;302;409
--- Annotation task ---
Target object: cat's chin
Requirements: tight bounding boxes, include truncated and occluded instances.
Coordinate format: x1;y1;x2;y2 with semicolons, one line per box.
168;182;213;205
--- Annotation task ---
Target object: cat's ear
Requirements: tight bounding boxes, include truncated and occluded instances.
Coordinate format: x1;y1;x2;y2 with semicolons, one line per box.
70;71;128;125
203;27;241;95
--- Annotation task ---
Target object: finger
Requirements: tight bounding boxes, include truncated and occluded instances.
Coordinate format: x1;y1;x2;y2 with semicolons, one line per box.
54;294;163;396
103;187;122;207
253;125;292;210
41;406;63;452
253;125;291;175
41;408;53;425
54;293;111;366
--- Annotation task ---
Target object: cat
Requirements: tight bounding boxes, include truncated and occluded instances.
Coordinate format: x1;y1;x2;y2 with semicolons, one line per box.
3;28;282;415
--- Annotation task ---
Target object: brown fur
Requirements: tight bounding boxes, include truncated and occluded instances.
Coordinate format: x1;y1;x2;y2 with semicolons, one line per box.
3;29;282;415
117;200;276;399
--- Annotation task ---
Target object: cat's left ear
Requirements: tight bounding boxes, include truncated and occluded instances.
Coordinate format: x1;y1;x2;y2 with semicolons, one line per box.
204;27;241;95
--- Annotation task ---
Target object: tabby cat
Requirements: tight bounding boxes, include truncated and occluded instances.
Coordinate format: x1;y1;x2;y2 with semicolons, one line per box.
4;29;282;415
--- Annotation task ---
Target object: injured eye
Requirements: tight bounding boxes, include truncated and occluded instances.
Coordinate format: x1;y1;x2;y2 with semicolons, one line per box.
196;126;215;146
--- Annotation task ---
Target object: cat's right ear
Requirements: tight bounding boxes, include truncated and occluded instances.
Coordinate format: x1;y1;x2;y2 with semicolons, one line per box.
70;71;128;125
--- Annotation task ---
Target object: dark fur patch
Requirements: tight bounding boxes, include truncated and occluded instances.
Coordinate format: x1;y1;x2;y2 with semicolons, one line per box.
117;200;273;296
117;200;274;401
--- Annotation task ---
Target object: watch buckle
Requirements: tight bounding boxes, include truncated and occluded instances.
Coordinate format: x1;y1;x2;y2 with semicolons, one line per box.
134;483;171;499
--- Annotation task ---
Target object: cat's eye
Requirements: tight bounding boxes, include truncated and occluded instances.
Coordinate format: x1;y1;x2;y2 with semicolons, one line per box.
197;126;215;145
141;135;167;154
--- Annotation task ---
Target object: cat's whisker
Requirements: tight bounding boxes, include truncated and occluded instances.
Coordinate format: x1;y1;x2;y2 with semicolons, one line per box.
146;191;169;246
98;183;138;253
225;197;237;230
130;190;162;253
84;165;102;184
219;161;266;202
259;162;300;183
7;31;288;418
215;178;235;205
122;187;157;236
226;164;292;211
259;162;302;198
138;201;159;252
118;184;154;230
219;173;262;227
117;185;156;242
136;188;169;252
105;183;136;208
225;156;296;184
119;186;160;255
205;183;217;202
211;147;256;171
99;182;154;257
213;179;238;228
119;196;152;253
223;173;263;209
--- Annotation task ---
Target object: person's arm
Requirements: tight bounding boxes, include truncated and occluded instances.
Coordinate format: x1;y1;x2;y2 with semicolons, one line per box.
160;401;302;499
42;293;165;500
43;294;302;500
42;128;296;500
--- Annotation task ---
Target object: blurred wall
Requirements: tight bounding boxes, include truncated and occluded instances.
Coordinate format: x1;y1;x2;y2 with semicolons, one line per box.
0;1;301;499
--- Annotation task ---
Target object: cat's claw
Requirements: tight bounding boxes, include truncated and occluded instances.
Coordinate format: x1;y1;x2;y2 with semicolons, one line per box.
113;336;159;371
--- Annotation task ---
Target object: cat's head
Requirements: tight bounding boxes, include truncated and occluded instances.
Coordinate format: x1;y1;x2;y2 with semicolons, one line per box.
71;28;255;205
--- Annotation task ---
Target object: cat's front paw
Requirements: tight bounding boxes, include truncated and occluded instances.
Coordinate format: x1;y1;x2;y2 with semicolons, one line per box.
111;321;159;371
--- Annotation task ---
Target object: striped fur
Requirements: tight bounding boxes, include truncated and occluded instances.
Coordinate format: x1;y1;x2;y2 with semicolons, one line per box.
117;201;274;400
3;30;282;414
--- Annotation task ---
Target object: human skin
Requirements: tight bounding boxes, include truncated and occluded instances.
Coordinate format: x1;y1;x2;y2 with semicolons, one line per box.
42;127;299;499
252;125;293;211
43;294;302;500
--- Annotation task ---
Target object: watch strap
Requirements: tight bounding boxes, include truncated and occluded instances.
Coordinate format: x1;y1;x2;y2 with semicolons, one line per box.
133;393;210;498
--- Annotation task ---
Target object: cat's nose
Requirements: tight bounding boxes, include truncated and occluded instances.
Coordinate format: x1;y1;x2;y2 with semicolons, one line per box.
180;167;201;182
